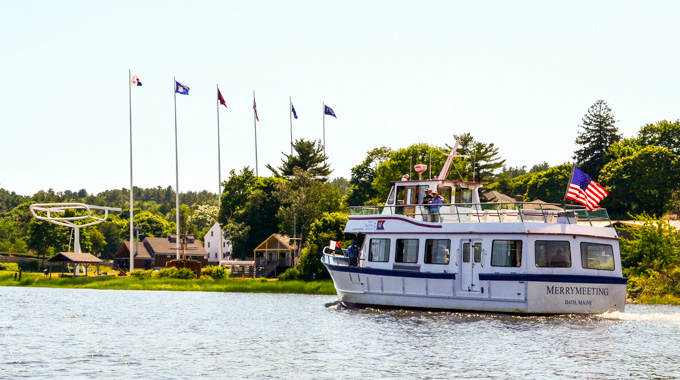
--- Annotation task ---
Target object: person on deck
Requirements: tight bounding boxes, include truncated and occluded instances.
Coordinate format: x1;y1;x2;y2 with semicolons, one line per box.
430;191;443;222
347;240;360;266
422;188;434;221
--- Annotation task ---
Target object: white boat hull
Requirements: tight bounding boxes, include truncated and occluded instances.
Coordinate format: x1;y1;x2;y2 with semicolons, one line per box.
324;261;626;314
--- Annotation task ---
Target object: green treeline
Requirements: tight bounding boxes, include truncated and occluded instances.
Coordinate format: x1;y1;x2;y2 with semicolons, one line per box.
2;101;680;301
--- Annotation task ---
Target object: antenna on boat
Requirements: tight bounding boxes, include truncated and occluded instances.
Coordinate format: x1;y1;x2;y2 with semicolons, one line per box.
438;138;469;180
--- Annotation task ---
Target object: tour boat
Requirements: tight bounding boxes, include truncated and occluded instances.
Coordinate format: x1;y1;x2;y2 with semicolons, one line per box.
322;145;627;314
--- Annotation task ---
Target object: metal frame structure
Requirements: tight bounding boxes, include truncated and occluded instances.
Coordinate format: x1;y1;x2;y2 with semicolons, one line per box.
29;203;122;254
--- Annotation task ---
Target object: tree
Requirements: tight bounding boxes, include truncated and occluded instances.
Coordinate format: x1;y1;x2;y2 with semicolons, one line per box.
135;211;174;238
187;204;218;239
451;133;506;183
599;146;680;218
275;168;344;244
636;119;680;155
346;147;392;206
573;100;621;179
266;139;331;181
218;168;283;259
297;212;350;280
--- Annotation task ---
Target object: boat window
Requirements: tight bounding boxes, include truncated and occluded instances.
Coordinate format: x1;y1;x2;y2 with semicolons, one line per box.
387;186;396;205
580;243;615;271
462;242;470;263
368;239;391;262
455;188;473;204
396;239;419;263
417;185;429;204
425;239;450;264
473;242;482;263
396;187;406;205
436;186;452;204
491;240;522;267
535;241;571;268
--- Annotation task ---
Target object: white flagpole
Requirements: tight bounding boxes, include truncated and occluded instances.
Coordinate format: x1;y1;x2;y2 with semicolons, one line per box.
289;96;293;157
217;84;223;264
254;90;259;176
128;70;135;273
322;102;326;156
174;77;180;259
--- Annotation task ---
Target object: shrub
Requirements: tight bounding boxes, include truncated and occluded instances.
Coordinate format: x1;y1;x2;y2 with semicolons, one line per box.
201;265;228;280
157;267;196;279
278;268;302;281
18;260;41;272
130;269;154;279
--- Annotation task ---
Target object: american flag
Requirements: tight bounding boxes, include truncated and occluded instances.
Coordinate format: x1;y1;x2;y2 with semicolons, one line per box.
566;167;608;211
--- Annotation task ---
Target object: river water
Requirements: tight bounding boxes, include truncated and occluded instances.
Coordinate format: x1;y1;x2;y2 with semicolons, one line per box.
1;287;679;379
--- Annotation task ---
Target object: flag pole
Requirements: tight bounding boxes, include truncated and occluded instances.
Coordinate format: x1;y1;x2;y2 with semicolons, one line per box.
253;90;259;177
561;165;576;210
174;77;180;259
128;70;135;274
217;84;223;264
322;102;326;156
289;96;293;157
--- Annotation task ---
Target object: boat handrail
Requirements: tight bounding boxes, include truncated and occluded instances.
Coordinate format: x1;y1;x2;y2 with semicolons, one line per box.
348;202;611;225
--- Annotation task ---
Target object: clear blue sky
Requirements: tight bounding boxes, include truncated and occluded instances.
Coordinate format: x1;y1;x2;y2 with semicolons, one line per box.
2;1;679;196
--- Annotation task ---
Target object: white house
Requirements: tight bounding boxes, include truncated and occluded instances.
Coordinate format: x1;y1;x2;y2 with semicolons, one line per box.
204;222;231;265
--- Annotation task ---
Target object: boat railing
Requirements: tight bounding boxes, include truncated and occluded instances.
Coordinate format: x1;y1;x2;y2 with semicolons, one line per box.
348;202;611;225
321;247;349;266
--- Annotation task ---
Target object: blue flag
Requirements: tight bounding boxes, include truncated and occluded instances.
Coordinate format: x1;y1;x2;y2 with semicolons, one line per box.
324;105;336;118
175;81;190;95
291;103;298;119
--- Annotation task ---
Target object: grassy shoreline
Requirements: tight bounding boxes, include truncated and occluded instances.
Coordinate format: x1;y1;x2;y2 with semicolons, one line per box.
0;271;336;295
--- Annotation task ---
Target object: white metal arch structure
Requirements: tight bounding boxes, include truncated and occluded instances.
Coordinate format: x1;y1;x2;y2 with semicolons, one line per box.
29;203;122;254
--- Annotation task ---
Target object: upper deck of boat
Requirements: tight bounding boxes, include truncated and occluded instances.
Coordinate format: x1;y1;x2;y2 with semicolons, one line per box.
349;202;612;226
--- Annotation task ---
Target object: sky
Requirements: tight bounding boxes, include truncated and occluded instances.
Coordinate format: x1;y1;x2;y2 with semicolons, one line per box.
1;1;679;197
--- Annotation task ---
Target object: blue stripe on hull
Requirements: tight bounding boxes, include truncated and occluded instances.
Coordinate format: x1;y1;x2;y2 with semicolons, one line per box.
479;273;627;285
323;263;456;279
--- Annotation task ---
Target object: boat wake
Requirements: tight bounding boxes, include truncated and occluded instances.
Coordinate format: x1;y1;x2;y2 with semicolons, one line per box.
599;310;680;323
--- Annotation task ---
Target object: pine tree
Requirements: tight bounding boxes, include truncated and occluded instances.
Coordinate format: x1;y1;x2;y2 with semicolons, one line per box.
573;100;621;179
266;139;331;181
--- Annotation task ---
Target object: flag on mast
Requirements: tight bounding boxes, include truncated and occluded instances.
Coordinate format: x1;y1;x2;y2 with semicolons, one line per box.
324;105;336;118
291;103;298;119
253;95;260;121
175;81;190;95
131;75;142;86
566;167;609;211
217;88;227;108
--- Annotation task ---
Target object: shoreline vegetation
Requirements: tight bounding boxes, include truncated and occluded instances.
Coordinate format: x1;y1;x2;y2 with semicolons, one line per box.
0;271;336;295
1;270;679;305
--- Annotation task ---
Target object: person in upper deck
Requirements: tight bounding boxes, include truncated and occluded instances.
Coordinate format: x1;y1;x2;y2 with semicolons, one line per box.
422;188;434;221
430;191;443;222
347;240;360;266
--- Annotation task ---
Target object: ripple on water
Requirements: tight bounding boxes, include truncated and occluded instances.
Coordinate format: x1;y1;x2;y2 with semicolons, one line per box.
0;288;678;379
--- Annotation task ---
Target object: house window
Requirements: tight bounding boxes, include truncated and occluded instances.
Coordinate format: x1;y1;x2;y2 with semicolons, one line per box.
211;231;214;237
368;239;390;262
581;243;615;271
208;242;210;248
535;241;571;268
425;239;450;264
396;239;419;263
491;240;522;267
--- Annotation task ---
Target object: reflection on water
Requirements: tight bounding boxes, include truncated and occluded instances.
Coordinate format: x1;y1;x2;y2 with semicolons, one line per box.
1;287;679;379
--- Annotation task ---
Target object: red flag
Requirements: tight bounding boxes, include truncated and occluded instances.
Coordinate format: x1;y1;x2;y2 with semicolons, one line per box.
253;96;260;121
217;89;227;108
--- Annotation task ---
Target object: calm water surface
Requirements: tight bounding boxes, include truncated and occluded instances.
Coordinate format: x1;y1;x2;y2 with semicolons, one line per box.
1;287;679;379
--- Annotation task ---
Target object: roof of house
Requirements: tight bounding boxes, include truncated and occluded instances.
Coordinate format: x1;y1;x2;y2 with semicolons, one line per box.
253;233;297;252
479;189;515;203
114;241;154;260
47;252;103;264
144;235;208;257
